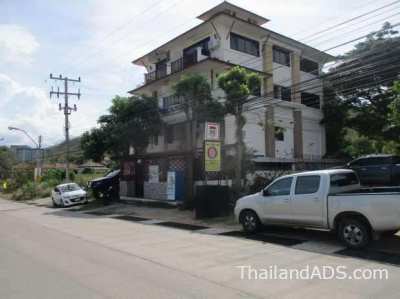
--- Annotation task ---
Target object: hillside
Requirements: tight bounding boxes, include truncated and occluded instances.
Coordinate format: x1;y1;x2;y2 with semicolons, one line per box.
44;136;83;163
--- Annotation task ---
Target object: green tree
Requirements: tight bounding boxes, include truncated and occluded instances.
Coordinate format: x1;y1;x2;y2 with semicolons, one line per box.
389;81;400;128
324;22;400;157
173;74;225;204
0;147;16;179
81;95;161;162
217;66;260;191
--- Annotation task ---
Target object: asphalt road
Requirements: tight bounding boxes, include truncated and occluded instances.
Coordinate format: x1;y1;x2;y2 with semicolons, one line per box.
1;198;400;299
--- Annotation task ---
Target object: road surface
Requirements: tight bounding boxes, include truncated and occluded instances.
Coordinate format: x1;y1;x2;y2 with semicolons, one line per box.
1;198;400;298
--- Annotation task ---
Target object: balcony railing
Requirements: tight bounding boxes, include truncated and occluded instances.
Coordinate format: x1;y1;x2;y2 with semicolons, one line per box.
160;95;185;113
145;68;167;84
144;51;200;84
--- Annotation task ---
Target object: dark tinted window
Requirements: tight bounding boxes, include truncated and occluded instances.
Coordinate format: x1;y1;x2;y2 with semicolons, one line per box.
265;177;293;196
300;58;319;74
275;127;284;141
273;46;290;66
295;176;320;194
349;158;367;167
330;173;359;187
230;33;259;56
273;85;291;101
301;92;320;109
366;157;392;165
394;156;400;164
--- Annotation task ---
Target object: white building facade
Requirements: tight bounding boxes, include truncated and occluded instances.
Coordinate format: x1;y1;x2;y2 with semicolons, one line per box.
123;2;334;199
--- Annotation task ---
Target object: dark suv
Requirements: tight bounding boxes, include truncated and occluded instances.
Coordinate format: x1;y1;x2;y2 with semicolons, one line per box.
347;155;400;186
88;170;120;201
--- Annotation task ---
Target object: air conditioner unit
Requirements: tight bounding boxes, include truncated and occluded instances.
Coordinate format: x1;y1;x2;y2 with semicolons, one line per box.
208;38;221;51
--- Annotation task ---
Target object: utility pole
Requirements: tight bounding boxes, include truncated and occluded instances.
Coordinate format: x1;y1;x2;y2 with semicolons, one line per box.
49;74;81;182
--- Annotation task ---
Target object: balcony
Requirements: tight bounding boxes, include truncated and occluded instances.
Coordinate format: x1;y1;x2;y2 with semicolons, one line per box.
145;68;167;84
160;95;185;113
144;48;208;85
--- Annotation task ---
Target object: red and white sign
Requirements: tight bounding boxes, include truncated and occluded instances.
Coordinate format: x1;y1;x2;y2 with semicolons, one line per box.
205;122;220;141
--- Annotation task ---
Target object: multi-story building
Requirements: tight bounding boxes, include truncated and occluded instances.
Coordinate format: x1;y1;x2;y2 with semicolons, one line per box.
122;1;334;200
9;145;37;163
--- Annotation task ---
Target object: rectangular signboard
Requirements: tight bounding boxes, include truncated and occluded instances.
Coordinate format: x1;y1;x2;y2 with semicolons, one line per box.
204;141;221;172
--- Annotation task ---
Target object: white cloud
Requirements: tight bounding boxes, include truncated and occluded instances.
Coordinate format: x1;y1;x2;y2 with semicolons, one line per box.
0;74;66;146
0;24;40;66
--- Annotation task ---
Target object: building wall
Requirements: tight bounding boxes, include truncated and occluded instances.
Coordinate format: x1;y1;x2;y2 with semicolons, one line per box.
137;13;327;160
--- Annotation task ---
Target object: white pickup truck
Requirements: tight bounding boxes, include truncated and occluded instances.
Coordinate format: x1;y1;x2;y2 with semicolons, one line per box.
234;169;400;248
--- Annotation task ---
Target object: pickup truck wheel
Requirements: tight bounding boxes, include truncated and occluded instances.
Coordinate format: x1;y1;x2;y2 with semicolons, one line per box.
339;218;370;249
240;210;261;234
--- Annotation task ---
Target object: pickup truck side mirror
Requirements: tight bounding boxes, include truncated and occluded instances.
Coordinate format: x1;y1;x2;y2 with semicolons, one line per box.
262;189;269;196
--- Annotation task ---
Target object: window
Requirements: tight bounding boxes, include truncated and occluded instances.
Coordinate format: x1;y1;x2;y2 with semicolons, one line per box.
275;127;284;141
265;177;293;196
300;58;319;74
273;46;290;66
301;92;320;109
273;85;291;101
295;176;320;194
151;135;158;146
166;126;174;144
365;157;392;165
349;158;367;167
166;124;185;144
330;173;359;187
230;32;260;57
184;37;211;58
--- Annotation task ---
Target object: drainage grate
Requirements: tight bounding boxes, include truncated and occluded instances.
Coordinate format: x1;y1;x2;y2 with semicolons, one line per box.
112;215;149;222
219;231;305;246
336;249;400;266
156;222;209;231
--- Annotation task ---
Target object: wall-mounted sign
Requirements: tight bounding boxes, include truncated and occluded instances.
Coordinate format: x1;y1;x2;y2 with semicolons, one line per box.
166;171;176;200
205;122;220;141
148;165;159;183
205;141;221;172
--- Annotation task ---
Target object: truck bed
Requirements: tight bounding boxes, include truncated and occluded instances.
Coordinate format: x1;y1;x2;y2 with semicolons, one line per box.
333;186;400;195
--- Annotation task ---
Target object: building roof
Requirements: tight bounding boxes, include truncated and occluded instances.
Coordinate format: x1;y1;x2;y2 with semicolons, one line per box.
197;1;269;26
131;2;334;66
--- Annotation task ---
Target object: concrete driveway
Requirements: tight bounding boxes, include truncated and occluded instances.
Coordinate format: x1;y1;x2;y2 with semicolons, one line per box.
1;198;400;298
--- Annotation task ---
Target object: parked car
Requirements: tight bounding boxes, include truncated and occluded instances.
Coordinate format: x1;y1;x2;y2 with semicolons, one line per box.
346;154;400;186
88;169;120;201
234;169;400;249
51;183;88;207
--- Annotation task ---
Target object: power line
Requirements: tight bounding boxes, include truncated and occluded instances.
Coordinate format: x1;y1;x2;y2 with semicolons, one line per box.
300;0;400;41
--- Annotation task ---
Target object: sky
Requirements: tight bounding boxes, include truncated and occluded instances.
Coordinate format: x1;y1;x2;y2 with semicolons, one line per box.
0;0;398;148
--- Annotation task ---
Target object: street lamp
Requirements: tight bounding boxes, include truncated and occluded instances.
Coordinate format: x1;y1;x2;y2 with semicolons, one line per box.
8;126;42;181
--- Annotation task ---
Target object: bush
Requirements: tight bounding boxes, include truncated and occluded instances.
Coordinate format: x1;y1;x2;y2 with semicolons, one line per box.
11;181;53;201
42;169;64;183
